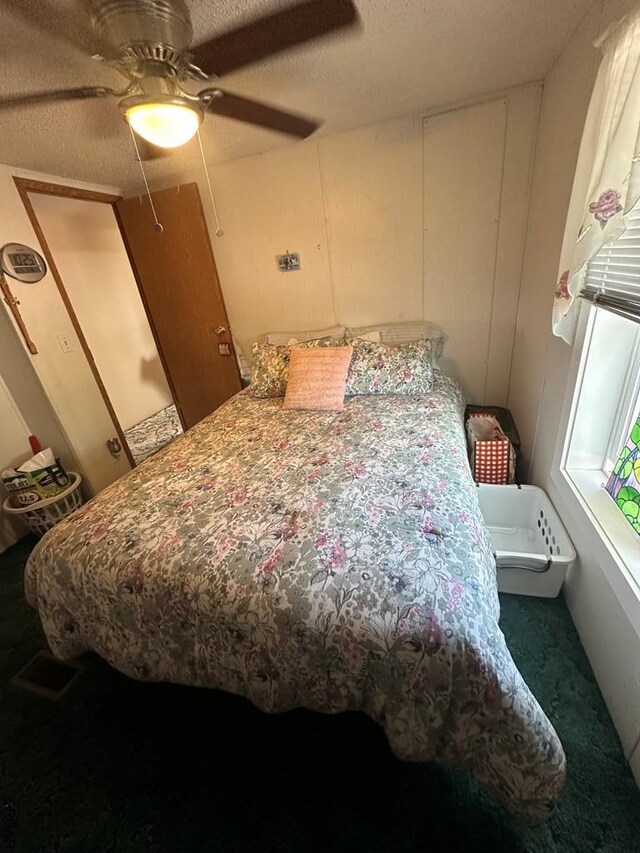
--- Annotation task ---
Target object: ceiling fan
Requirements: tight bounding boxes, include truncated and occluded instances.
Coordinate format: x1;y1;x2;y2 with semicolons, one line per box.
0;0;360;157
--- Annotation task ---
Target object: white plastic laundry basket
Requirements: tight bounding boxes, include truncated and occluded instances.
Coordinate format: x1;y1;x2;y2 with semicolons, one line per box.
476;484;576;598
2;472;83;537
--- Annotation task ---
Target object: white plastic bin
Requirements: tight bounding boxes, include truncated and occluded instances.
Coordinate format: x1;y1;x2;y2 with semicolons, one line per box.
2;472;83;537
476;484;576;598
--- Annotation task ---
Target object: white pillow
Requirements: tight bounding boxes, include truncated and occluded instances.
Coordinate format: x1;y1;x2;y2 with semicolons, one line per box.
346;322;445;362
347;330;381;343
287;336;336;347
265;325;346;346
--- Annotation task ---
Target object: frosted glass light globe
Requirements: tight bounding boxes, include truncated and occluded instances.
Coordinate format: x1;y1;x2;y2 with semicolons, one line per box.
126;102;201;149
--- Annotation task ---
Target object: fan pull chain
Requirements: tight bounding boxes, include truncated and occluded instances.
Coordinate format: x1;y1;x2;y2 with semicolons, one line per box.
128;123;164;234
197;129;224;238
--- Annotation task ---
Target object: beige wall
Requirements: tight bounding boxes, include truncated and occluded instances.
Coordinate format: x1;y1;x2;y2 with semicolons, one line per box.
0;373;33;550
0;376;31;472
0;304;77;552
144;83;542;405
508;8;603;471
511;0;640;781
30;193;172;432
0;165;130;494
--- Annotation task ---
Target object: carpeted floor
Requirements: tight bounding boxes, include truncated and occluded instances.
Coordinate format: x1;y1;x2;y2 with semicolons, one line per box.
1;536;639;853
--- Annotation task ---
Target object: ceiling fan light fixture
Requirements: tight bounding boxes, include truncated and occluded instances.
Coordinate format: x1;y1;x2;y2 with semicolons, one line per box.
123;98;202;149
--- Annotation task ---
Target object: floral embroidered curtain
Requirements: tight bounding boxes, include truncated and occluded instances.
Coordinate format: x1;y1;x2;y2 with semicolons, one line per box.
552;5;640;343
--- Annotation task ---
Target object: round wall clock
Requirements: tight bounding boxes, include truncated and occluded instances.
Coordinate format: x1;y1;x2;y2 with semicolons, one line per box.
1;243;47;283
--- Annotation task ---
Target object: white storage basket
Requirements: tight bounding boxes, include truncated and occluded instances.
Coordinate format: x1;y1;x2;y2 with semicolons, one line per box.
2;472;83;537
476;484;576;598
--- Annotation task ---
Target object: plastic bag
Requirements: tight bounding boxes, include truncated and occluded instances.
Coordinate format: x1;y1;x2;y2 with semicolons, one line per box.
2;449;70;507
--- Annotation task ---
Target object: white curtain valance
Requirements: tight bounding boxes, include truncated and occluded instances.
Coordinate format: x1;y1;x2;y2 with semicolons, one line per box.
552;5;640;343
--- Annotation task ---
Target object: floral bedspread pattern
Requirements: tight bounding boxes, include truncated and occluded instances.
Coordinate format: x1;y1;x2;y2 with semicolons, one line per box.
25;373;565;822
344;338;433;396
123;404;183;464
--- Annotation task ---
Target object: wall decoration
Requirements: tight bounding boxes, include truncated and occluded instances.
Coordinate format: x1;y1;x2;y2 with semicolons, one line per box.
277;252;301;272
605;416;640;535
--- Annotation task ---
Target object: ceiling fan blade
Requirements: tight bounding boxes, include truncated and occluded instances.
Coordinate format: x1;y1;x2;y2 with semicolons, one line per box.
191;0;359;77
0;87;115;111
202;90;319;138
2;0;110;58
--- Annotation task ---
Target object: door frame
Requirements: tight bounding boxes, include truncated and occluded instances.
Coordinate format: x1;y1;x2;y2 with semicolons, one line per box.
14;177;138;468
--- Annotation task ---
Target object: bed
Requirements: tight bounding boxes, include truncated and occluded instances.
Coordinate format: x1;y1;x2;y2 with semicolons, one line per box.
24;370;565;823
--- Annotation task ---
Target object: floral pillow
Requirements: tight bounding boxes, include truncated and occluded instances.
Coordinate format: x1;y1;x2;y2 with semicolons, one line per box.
250;338;336;398
344;338;434;396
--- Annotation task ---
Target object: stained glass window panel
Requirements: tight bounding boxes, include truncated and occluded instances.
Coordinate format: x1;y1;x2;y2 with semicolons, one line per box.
605;417;640;536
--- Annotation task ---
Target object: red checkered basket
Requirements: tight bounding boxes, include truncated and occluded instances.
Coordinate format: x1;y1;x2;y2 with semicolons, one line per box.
467;414;516;485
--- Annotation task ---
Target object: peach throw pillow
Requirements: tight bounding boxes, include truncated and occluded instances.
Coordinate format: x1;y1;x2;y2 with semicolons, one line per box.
283;346;353;411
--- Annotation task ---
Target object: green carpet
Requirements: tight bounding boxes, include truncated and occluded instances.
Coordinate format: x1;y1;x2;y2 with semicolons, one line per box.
1;536;639;853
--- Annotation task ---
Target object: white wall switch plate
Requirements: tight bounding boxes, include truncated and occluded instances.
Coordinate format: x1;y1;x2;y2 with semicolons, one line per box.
57;334;73;353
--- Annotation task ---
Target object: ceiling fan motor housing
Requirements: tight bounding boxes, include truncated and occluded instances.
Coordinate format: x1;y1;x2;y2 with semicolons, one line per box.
88;0;193;54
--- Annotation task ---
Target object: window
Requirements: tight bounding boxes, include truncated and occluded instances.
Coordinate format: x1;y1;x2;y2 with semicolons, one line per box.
556;302;640;586
565;307;639;476
558;204;640;580
576;199;640;476
548;5;640;604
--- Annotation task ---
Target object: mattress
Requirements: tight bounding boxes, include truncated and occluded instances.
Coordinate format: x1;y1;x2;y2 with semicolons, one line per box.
25;372;565;822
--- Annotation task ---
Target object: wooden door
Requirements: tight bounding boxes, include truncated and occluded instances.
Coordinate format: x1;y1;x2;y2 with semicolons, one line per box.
116;183;241;429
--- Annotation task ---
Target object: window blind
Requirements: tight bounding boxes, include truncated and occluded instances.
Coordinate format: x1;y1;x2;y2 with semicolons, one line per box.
581;203;640;323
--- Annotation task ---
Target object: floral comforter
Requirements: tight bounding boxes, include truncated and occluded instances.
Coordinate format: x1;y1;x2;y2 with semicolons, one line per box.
25;373;565;822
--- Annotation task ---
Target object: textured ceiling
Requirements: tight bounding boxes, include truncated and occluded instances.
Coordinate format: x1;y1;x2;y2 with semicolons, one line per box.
0;0;595;189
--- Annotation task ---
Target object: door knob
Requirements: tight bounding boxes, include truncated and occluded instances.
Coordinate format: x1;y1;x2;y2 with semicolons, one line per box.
106;437;122;456
214;326;227;335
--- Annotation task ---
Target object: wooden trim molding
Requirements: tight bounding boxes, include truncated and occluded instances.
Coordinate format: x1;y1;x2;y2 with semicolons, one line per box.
12;178;135;468
13;177;120;205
